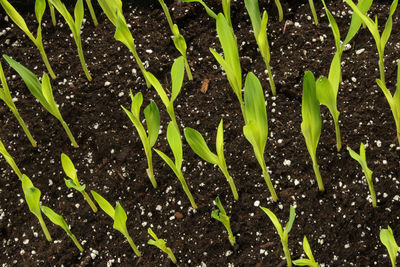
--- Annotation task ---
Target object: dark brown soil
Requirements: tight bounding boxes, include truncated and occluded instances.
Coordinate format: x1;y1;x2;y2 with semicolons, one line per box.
0;0;399;266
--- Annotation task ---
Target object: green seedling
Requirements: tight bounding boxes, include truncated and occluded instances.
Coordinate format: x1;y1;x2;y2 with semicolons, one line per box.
0;139;22;179
211;196;235;246
210;13;245;122
97;0;151;88
243;72;277;201
274;0;283;22
308;0;318;26
4;55;78;147
0;0;56;78
345;0;398;86
222;0;232;28
21;174;52;241
40;206;83;252
158;0;192;80
147;228;177;264
48;0;56;26
91;190;141;257
121;91;160;188
0;62;36;147
380;226;399;267
61;153;97;212
154;122;197;209
85;0;98;26
244;0;276;95
260;205;295;267
293;236;320;267
315;51;342;151
48;0;92;81
301;71;324;191
184;119;239;200
376;61;400;145
145;56;184;130
180;0;217;19
342;0;373;46
347;143;376;207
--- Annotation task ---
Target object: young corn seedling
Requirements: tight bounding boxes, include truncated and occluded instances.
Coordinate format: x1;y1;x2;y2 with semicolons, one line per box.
0;139;22;180
380;226;399;267
48;0;57;26
84;0;98;26
244;0;276;95
293;236;320;267
222;0;232;28
154;122;197;209
180;0;217;20
0;0;56;79
210;13;245;122
145;56;184;130
376;60;400;145
4;55;78;147
345;0;398;86
61;153;97;212
301;71;324;191
40;206;83;252
0;62;36;147
274;0;283;22
48;0;92;81
184;119;239;200
308;0;318;26
148;228;177;264
347;143;376;207
243;72;277;201
21;174;52;241
211;196;235;247
315;51;342;151
260;205;295;267
91;190;141;257
158;0;193;80
97;0;151;88
121;91;160;188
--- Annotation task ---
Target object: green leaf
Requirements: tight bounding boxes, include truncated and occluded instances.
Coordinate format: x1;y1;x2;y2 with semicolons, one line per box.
292;259;314;266
64;178;86;192
170;56;185;104
0;0;35;41
215;119;225;164
40;206;70;234
97;0;122;25
180;0;218;19
153;148;181;179
166;122;182;170
343;0;373;45
0;139;22;179
130;91;143;119
34;0;46;25
283;205;296;236
113;202;128;235
260;206;283;238
91;190;115;218
41;73;60;118
302;236;316;262
144;101;160;148
347;143;373;180
173;33;187;57
244;0;262;36
21;174;34;193
145;71;170;107
184;127;219;165
74;0;84;30
321;0;341;51
114;11;135;52
257;11;270;64
316;77;339;121
61;153;78;182
380;226;399;267
23;183;42;216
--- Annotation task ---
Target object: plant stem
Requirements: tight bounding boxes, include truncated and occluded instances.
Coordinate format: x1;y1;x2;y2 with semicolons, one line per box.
183;56;193;81
49;2;57;26
126;235;141;257
13;110;37;147
37;43;56;79
274;0;283;22
85;0;98;27
238;98;247;124
130;46;151;88
227;230;236;246
367;179;377;208
221;167;239;200
261;162;278;202
145;146;157;188
266;63;276;96
146;168;157;188
177;172;197;209
70;233;83;252
308;0;319;26
77;43;92;81
312;162;324;191
166;247;177;264
61;120;78;148
282;242;292;267
81;191;98;212
379;55;385;86
334;118;342;151
38;215;52;241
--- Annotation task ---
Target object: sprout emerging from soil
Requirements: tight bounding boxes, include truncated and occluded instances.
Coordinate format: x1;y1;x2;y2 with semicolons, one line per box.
308;0;318;26
244;0;276;95
345;0;398;86
154;122;197;209
0;55;36;147
243;72;277;201
122;91;160;188
91;190;142;257
61;153;97;212
48;0;92;81
3;55;78;147
147;228;177;264
274;0;283;22
158;0;192;80
380;226;399;267
211;196;235;247
0;139;22;180
184;119;239;200
84;0;98;26
260;205;295;267
0;0;56;79
301;71;324;191
293;236;320;267
347;143;376;207
48;0;57;26
40;206;83;252
21;174;52;241
376;61;400;146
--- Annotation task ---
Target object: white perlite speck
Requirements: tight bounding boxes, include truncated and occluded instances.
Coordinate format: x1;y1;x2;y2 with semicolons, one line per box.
253;200;260;207
283;159;291;166
104;81;111;86
356;48;365;55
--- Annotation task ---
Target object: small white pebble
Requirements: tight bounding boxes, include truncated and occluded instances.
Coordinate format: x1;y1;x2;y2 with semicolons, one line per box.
104;81;111;86
356;48;365;55
253;200;260;207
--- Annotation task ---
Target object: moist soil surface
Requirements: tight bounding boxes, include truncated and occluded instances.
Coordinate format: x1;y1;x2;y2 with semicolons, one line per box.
0;0;400;266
